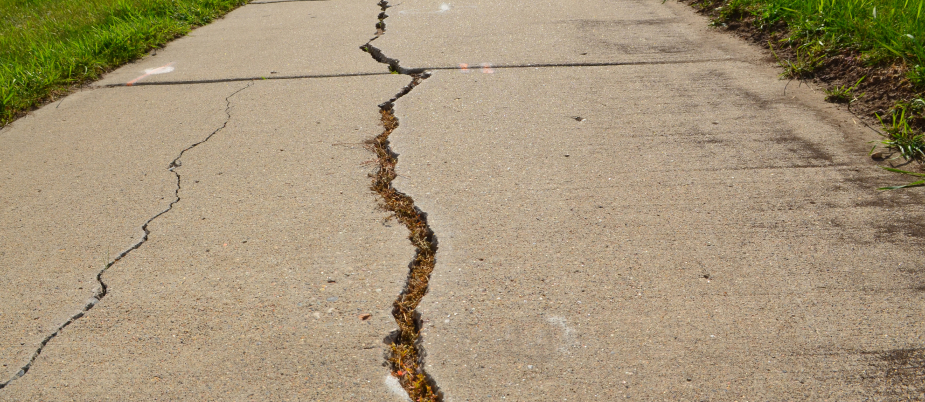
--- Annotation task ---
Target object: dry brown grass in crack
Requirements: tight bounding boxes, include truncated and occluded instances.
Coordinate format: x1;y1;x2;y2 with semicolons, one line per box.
366;105;440;402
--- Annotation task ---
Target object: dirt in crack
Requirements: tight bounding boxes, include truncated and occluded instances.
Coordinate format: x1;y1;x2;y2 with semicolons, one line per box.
0;81;252;390
369;83;441;402
374;0;388;37
360;2;441;400
360;1;427;77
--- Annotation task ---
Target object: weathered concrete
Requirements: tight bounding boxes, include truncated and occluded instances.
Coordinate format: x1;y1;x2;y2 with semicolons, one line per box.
1;77;414;400
1;0;416;396
0;84;233;383
95;0;384;86
2;0;924;399
374;0;738;69
380;0;925;400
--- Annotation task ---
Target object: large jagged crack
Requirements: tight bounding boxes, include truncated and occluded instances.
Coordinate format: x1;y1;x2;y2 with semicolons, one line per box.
0;81;252;390
361;2;441;401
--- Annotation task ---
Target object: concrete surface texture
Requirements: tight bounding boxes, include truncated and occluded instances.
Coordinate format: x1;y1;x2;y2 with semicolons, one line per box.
0;85;233;384
94;0;384;86
383;0;925;400
0;0;922;400
373;0;738;68
1;77;412;400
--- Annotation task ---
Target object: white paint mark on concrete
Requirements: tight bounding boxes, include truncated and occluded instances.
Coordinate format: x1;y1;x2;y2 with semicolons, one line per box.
144;65;175;75
547;315;577;353
126;62;175;86
384;375;411;401
398;3;475;15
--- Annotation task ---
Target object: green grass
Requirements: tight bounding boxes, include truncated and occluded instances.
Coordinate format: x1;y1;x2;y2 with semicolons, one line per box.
771;42;825;78
705;0;925;183
872;98;925;188
0;0;249;127
879;102;925;160
824;76;865;103
878;166;925;189
712;0;925;83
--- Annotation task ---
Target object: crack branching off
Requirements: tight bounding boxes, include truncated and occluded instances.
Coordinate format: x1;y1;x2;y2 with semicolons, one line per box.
360;2;441;401
0;81;252;390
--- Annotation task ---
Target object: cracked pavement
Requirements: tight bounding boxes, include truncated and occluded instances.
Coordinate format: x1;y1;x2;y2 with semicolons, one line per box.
1;0;924;400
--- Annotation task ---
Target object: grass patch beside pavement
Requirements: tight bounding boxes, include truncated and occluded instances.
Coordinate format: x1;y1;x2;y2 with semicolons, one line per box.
707;0;925;82
685;0;925;186
0;0;249;127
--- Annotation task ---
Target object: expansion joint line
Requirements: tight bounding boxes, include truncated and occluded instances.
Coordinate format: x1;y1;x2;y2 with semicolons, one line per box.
361;2;441;401
0;81;253;390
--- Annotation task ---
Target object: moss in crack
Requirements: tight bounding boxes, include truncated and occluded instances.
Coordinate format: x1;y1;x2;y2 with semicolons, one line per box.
366;86;441;402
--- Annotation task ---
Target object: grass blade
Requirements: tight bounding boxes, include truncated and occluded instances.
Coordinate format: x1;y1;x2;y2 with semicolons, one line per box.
879;179;925;189
880;166;925;176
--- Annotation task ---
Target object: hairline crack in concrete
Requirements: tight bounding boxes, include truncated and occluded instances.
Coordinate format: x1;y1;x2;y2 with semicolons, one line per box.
361;2;442;401
0;81;253;390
